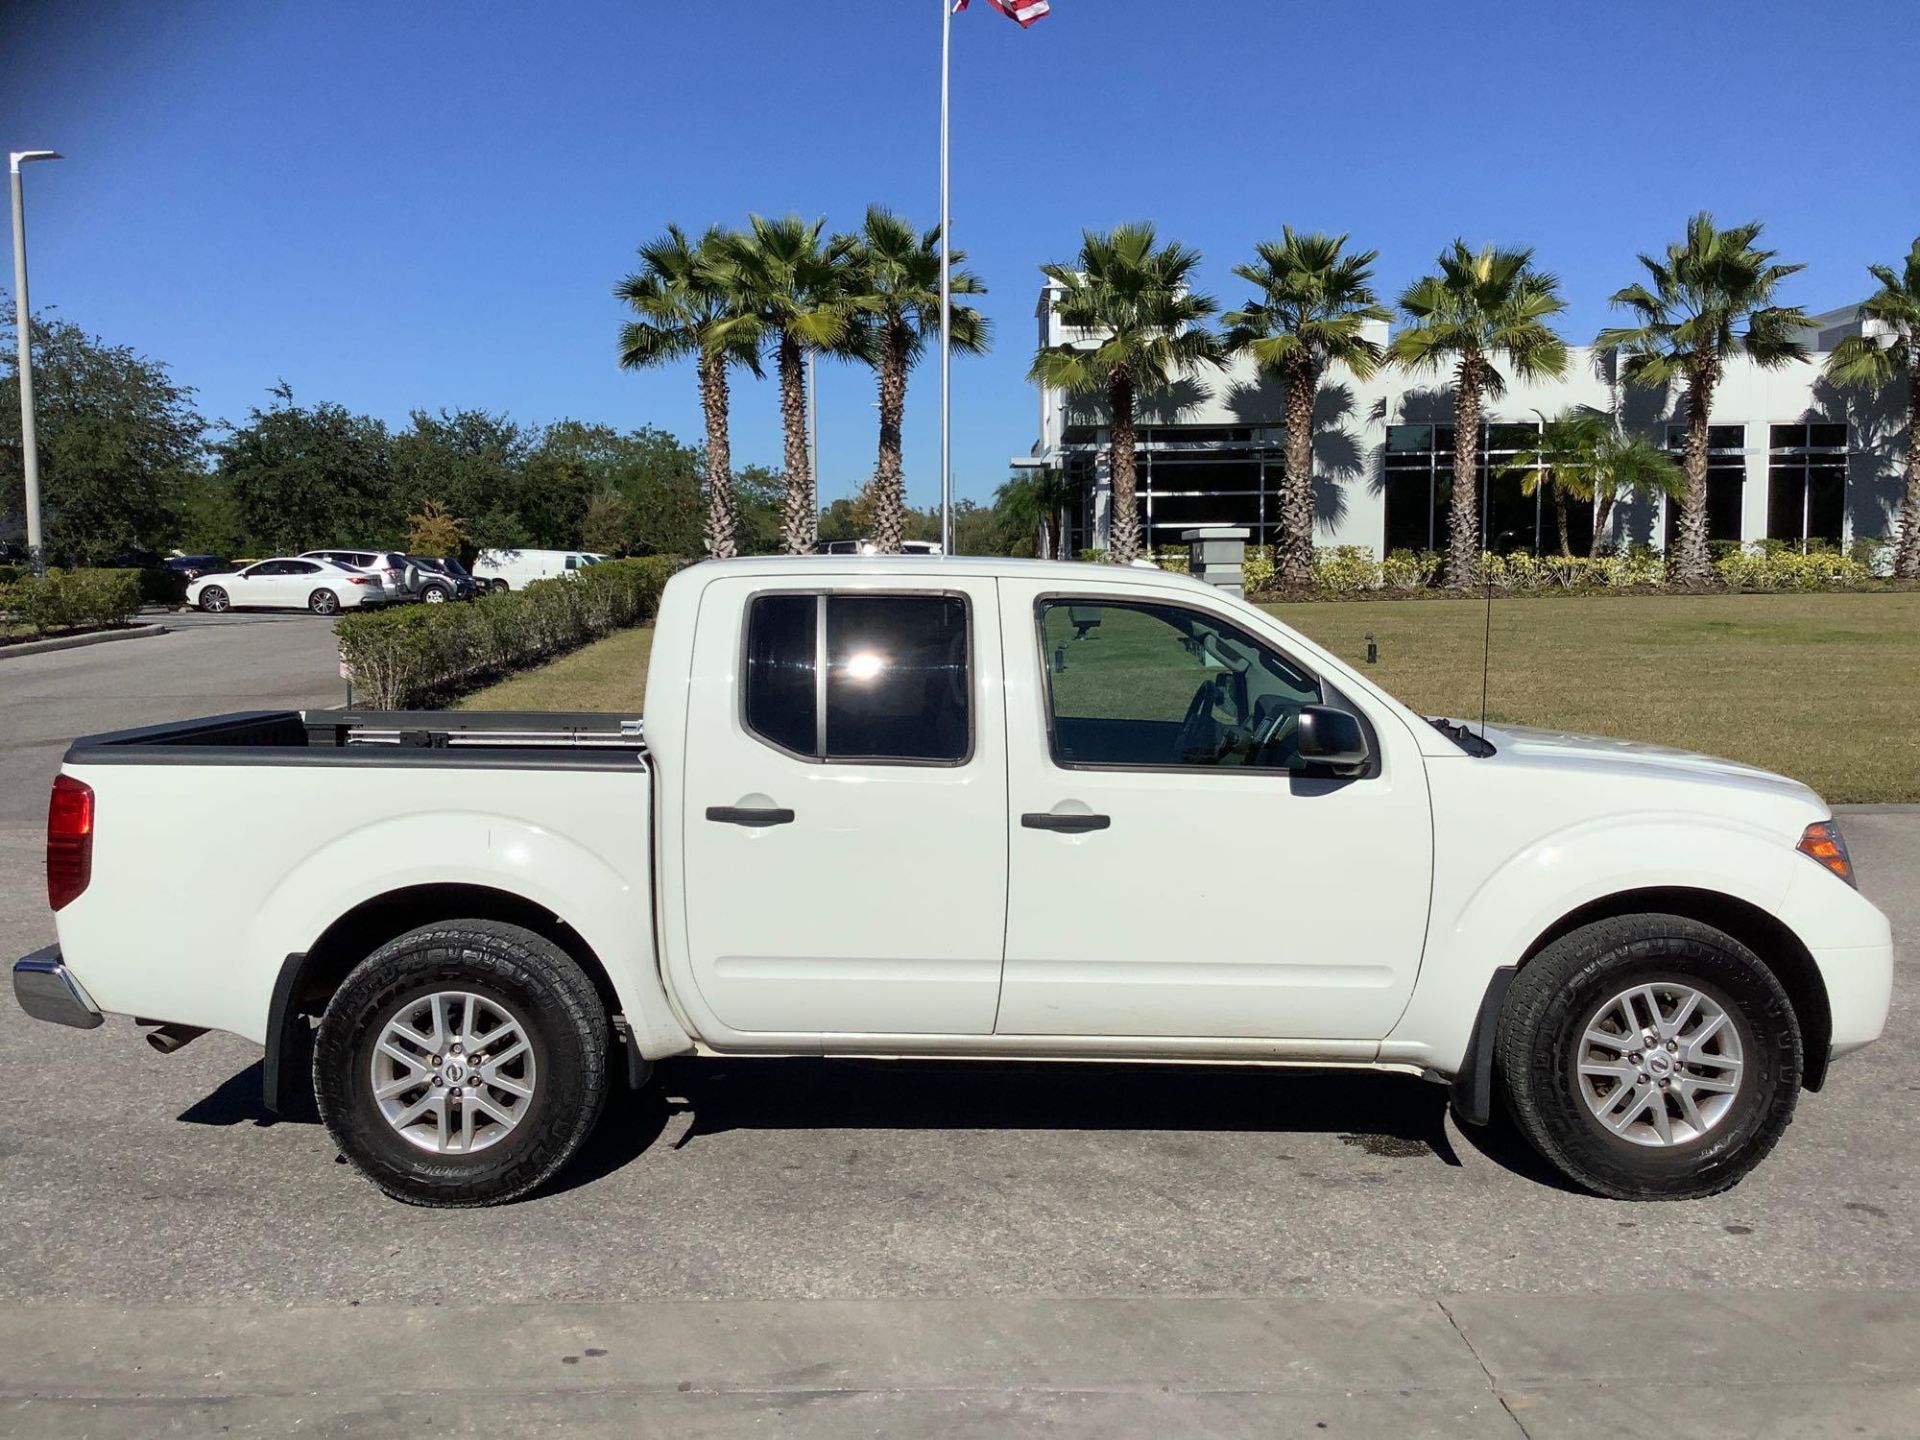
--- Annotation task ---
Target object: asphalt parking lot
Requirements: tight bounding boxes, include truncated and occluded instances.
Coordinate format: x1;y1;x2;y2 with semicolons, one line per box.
1;630;1915;1434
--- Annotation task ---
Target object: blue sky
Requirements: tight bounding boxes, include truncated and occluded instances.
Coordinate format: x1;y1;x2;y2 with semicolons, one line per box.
3;0;1915;509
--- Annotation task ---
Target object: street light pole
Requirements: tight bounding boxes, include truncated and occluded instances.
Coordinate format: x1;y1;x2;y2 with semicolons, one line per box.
937;0;954;555
10;149;61;577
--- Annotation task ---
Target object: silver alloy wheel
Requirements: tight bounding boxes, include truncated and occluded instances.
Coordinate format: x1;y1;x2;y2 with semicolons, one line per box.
1575;982;1744;1147
201;586;228;613
370;991;537;1155
310;590;340;615
423;587;446;603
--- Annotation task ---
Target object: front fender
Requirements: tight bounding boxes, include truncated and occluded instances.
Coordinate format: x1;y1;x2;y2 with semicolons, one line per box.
1382;813;1803;1074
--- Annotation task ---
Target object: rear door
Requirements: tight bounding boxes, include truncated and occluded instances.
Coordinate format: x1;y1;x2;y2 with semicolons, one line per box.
995;580;1434;1042
674;575;1008;1040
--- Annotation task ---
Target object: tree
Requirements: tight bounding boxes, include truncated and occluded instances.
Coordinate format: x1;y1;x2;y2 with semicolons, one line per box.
1223;230;1389;587
406;499;467;556
838;207;988;552
216;388;397;554
1506;407;1683;557
1596;214;1810;584
0;305;206;563
393;409;532;549
1507;407;1608;557
580;492;635;555
615;225;762;559
992;465;1077;558
732;463;788;555
1030;223;1220;565
1824;236;1920;579
727;215;854;554
1391;242;1569;587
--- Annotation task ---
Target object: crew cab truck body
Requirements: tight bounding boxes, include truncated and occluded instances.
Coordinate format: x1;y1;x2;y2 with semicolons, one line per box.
15;557;1893;1205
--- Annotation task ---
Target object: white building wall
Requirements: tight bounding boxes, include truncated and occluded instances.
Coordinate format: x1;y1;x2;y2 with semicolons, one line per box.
1027;299;1908;557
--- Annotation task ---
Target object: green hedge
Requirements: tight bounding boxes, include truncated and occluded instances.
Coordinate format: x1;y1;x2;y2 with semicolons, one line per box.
334;556;681;708
0;568;145;635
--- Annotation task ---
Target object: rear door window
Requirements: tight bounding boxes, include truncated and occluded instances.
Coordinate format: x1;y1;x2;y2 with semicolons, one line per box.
742;593;970;764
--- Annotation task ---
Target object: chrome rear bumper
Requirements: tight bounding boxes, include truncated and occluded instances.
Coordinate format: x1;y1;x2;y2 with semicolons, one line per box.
13;945;104;1029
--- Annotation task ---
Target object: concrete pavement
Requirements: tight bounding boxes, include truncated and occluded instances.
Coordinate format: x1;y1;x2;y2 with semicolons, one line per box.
0;609;348;823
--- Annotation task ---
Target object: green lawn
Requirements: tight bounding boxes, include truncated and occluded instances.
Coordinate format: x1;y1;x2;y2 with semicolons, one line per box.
455;592;1920;803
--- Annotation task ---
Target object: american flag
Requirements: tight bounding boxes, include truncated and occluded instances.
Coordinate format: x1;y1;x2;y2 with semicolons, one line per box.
954;0;1050;27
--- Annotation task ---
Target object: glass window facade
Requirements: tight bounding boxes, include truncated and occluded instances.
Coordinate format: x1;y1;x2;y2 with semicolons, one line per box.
1382;422;1590;555
1765;423;1847;548
1662;424;1747;547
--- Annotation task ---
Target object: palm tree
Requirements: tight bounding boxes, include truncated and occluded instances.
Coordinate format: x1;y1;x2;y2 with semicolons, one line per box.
727;215;855;554
1030;223;1221;565
1596;213;1810;584
1390;242;1569;588
1584;430;1686;557
1222;229;1389;589
838;207;989;554
1506;407;1684;557
1824;237;1920;579
993;464;1078;558
1506;407;1607;557
615;224;762;559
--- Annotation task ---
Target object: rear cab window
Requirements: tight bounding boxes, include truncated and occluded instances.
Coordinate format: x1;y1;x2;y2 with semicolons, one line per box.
743;592;970;764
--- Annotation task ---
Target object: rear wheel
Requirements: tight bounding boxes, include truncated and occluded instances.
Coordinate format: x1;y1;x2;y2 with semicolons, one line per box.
422;585;448;603
488;578;510;594
309;588;341;615
198;585;229;613
314;920;611;1207
1497;914;1801;1200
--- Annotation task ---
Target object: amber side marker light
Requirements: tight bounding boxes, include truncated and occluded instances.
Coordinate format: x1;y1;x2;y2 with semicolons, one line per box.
1796;821;1855;888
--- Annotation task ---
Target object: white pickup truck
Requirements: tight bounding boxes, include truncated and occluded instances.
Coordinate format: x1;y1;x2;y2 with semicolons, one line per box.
14;557;1893;1207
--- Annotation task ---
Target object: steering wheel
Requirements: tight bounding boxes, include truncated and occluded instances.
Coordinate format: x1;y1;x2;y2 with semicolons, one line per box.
1176;677;1225;764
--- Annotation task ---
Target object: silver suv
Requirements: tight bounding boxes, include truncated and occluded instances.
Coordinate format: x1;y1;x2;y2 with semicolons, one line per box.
299;550;410;604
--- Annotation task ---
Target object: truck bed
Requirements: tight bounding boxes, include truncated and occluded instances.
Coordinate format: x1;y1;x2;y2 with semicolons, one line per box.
63;710;648;770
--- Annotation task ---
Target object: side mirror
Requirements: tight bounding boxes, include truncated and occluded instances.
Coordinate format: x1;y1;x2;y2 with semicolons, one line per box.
1295;704;1371;777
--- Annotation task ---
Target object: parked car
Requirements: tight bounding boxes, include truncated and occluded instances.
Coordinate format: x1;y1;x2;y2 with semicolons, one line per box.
815;539;943;556
186;558;387;615
404;555;475;604
299;550;410;605
164;554;227;582
470;548;607;592
12;557;1893;1207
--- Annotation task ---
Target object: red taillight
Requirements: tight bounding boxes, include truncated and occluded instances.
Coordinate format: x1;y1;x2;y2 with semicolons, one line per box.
349;575;375;585
1796;820;1856;889
47;774;94;911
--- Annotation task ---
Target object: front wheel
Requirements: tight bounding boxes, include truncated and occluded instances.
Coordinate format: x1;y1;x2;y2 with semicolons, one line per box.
309;588;341;615
1497;914;1801;1200
422;585;448;604
198;585;229;613
314;920;611;1207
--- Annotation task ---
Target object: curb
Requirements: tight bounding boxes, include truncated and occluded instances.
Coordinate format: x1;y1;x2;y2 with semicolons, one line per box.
0;622;169;660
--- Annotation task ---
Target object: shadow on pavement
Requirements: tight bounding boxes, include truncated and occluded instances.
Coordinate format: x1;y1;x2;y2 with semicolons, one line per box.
177;1053;1588;1200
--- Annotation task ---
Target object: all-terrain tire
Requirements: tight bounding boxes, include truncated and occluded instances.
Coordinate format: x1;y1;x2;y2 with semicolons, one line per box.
1496;913;1801;1201
314;920;611;1207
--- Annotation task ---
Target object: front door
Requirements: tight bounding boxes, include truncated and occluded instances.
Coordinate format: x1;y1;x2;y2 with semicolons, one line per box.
676;575;1009;1040
996;582;1434;1041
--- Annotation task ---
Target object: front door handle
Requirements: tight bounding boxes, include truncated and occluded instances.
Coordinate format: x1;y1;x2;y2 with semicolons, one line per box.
1021;812;1111;834
706;806;796;828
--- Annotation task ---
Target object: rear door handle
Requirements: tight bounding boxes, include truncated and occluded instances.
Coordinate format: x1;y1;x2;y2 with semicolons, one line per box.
706;806;796;827
1021;812;1111;834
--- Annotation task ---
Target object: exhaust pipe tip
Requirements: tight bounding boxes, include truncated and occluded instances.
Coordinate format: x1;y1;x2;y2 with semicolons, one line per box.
145;1023;208;1055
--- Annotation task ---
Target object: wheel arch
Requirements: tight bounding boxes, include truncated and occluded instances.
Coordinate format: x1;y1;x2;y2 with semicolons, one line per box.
1515;886;1833;1092
264;882;623;1116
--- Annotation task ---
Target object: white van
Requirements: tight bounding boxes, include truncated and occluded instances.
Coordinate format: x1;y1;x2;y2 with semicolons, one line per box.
470;549;607;593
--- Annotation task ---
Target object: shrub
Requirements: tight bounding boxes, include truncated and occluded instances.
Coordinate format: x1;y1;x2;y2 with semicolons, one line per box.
1150;547;1191;574
0;568;144;635
1242;545;1275;593
1380;549;1442;593
1310;545;1382;598
1714;544;1871;592
335;556;680;708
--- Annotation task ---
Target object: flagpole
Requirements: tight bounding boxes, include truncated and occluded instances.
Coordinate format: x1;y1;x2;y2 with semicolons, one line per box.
938;0;954;555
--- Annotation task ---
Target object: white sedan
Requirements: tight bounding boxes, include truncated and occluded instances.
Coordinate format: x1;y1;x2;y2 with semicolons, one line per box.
187;558;388;616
